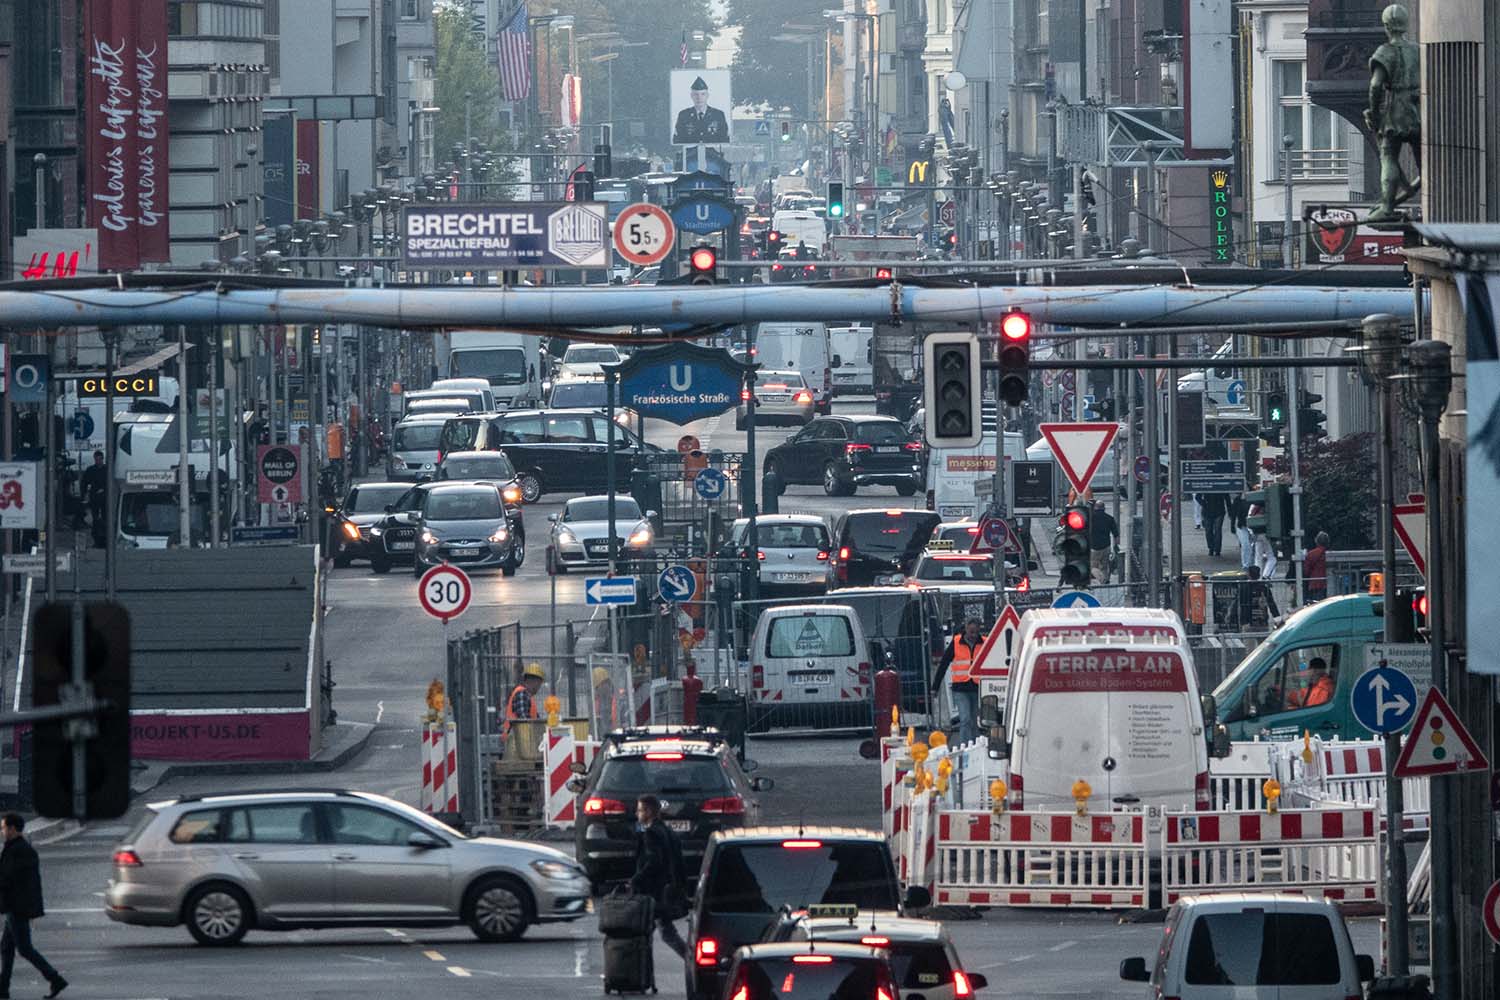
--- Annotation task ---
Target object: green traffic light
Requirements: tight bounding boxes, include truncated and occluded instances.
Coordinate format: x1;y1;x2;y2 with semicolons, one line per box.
829;204;844;218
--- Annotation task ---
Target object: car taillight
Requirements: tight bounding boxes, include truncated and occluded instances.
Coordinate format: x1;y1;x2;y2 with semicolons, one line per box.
752;664;764;689
701;796;745;815
113;849;142;867
729;986;748;1000
695;938;720;966
793;954;833;964
816;550;829;561
741;388;752;402
1017;575;1031;592
757;550;766;561
584;797;627;816
877;987;894;1000
861;936;890;946
644;752;684;761
904;441;923;451
794;390;812;403
1195;770;1212;810
858;661;871;684
845;443;872;455
781;839;822;849
954;970;973;997
772;263;784;272
838;546;850;561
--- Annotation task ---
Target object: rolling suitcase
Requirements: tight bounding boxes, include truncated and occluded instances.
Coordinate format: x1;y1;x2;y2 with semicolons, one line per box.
598;891;655;937
603;933;655;994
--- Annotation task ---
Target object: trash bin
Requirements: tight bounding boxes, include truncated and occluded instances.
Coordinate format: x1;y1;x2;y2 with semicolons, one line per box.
695;687;748;761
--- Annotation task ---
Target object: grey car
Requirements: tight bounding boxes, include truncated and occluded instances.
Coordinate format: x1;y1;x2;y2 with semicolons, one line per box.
105;789;589;945
413;483;523;577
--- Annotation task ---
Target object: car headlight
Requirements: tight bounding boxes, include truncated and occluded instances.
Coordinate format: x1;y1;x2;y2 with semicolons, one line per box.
489;527;510;543
530;859;582;881
369;526;384;537
420;530;436;544
558;528;578;545
340;521;361;541
626;526;653;548
502;485;522;504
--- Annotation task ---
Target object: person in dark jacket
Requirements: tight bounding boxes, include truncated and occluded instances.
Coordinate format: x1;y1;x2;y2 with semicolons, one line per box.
630;795;687;958
1196;492;1229;558
0;814;64;998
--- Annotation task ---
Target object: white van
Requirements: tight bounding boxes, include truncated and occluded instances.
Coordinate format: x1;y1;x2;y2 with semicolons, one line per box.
771;210;827;252
925;431;1026;521
430;378;496;412
401;387;485;417
747;604;871;731
828;325;873;395
755;322;833;413
1003;608;1212;814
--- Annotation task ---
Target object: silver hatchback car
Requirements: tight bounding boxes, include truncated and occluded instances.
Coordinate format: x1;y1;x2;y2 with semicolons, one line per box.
105;789;589;946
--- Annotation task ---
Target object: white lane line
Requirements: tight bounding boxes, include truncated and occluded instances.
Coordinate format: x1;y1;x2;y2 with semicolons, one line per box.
49;907;102;913
447;966;472;978
385;928;408;938
1048;940;1078;952
340;953;394;965
376;700;385;724
423;949;446;962
575;938;588;977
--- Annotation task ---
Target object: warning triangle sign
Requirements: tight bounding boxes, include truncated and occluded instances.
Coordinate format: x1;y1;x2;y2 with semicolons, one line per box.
1039;422;1119;495
1392;501;1427;579
1393;687;1488;777
969;604;1022;680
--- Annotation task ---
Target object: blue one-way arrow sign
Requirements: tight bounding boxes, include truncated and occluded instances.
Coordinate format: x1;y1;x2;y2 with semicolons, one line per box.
585;576;638;606
1351;663;1417;734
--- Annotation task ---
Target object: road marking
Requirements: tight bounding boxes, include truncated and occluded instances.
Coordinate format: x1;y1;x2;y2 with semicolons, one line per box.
447;966;472;977
575;939;588;977
49;907;101;913
385;928;408;938
423;949;446;962
1048;940;1078;952
340;953;394;964
376;700;385;724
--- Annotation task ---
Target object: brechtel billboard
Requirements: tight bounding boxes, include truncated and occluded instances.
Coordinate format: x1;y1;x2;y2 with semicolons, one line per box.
401;202;610;269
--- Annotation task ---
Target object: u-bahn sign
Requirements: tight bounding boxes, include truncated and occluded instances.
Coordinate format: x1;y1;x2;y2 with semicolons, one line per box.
670;194;736;236
612;342;750;426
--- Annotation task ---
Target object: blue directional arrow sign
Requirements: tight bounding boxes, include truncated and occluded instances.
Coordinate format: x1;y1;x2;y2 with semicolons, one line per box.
69;410;95;442
694;467;728;501
585;576;638;606
1052;590;1101;609
658;564;698;604
1226;379;1247;406
1351;664;1418;734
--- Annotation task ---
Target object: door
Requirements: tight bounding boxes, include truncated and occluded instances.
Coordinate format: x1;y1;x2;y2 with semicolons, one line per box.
1224;642;1343;739
321;803;453;917
227;804;336;920
777;424;817;483
542;412;595;491
814;420;848;480
496;413;545;478
590;416;636;491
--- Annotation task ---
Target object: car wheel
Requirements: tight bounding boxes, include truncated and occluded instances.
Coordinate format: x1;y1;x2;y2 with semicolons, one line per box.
184;883;252;947
895;482;917;497
503;535;525;575
824;462;854;497
370;555;391;574
413;560;423;578
517;471;543;503
464;875;533;942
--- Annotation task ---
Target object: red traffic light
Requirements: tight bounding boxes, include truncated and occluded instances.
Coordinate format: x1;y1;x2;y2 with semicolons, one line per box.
690;247;717;272
875;267;893;280
1063;510;1086;531
1413;593;1428;616
767;230;782;244
1001;311;1032;342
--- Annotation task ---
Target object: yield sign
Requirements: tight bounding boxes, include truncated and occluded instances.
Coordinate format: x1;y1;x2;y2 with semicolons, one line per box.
1039;422;1119;495
969;605;1022;680
1392;499;1427;579
1393;686;1489;777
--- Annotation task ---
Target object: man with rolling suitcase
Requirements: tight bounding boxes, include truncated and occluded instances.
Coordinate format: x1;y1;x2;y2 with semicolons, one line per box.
599;795;686;994
629;795;687;959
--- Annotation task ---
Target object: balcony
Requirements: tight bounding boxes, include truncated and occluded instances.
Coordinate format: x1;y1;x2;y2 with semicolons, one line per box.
1274;148;1350;182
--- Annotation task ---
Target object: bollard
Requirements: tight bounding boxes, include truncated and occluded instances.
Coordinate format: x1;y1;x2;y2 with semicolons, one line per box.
682;662;703;725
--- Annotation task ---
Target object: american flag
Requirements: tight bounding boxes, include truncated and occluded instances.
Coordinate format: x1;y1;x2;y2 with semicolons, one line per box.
498;2;532;102
680;32;688;66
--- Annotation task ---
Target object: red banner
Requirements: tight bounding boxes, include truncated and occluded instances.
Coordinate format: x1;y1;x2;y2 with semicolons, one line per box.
296;120;320;220
130;711;312;761
84;0;170;270
1029;649;1189;694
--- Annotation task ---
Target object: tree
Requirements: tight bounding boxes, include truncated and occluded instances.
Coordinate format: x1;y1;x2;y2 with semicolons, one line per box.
434;5;499;169
1270;432;1379;550
724;0;828;117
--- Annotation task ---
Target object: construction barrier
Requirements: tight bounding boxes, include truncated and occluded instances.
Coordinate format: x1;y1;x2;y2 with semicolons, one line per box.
1160;807;1380;906
1280;737;1431;832
1209;742;1276;812
421;720;458;815
904;789;940;900
543;726;602;829
932;810;1149;908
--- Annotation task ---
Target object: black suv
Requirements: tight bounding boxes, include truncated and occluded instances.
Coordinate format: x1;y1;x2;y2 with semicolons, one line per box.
685;826;925;1000
437;408;660;502
830;509;941;587
763;416;922;497
568;727;771;889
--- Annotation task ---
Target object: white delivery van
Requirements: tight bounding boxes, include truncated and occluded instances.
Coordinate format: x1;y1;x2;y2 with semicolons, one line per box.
771;210;827;253
828;325;873;395
1003;608;1212;814
925;431;1026;521
755;322;833;414
747;604;871;732
438;330;541;408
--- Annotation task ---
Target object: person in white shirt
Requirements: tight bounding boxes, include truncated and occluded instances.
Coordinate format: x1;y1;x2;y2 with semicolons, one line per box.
1253;530;1279;580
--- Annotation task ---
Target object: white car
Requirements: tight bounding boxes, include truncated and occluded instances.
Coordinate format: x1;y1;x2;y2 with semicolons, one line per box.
554;343;620;383
735;369;814;428
772;909;988;1000
545;495;654;573
724;514;831;594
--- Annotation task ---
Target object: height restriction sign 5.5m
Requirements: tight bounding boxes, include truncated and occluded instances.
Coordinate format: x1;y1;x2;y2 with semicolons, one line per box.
613;203;676;268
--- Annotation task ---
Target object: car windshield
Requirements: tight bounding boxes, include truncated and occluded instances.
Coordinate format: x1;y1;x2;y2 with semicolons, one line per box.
568;498;641;521
842;513;939;556
767;615;855;657
394;423;443;451
916;557;994;582
595;756;731;796
747;523;828;549
936;526;979;546
737;958;884;999
452;348;527;385
120;494;208;536
704;843;898;914
441;455;515;480
439;418;482;452
347;485;410;513
1184;911;1341;986
564;346;619;364
424;490;502;521
549;382;608;408
853;422;908;445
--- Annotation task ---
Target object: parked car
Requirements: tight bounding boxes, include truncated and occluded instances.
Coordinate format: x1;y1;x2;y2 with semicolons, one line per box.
735;369;814;429
762;415;922;497
545;495;655;573
105;788;589;945
568;727;771;888
329;482;411;568
1119;893;1376;999
830;509;942;586
721;514;832;596
412;482;524;577
764;910;988;1000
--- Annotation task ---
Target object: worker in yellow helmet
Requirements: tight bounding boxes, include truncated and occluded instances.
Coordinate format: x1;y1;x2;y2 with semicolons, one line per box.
504;663;545;736
593;667;620;730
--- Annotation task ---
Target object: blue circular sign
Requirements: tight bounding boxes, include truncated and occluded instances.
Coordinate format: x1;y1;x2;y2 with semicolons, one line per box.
658;564;698;604
695;467;728;501
1226;379;1247;406
982;517;1007;546
1350;664;1418;734
69;410;95;442
1052;590;1101;609
1135;455;1151;483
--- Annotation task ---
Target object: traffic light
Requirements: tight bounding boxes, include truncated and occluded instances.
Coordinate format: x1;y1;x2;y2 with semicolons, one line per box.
593;143;612;178
1297;389;1327;440
780;121;791;143
827;182;845;219
943;229;959;250
923;331;983;448
1264;483;1291;540
688;245;717;285
1267;390;1286;426
1057;505;1092;587
998;308;1032;406
32;601;132;819
873;267;893;280
1411;586;1429;637
766;229;783;256
571;169;595;202
1389;586;1422;642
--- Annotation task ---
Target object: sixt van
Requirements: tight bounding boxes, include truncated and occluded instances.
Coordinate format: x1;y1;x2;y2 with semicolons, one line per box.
1210;593;1424;742
755;322;833;414
1003;608;1222;814
925;431;1026;522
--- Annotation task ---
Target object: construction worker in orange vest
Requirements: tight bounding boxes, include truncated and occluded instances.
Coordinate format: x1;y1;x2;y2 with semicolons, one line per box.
936;617;985;744
593;667;620;731
504;663;545;737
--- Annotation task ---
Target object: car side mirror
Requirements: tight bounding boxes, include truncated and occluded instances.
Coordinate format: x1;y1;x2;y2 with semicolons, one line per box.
566;777;586;794
1211;724;1232;759
569;760;587;775
751;776;775;792
1200;693;1218;728
646;510;659;520
1119;957;1149;982
548;513;559;522
408;832;446;850
741;758;759;773
384;504;395;514
965;972;988;990
979;694;1002;730
903;885;931;910
1356;954;1375;982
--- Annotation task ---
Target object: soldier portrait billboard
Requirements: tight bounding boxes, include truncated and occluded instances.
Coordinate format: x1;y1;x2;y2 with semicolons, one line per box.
669;68;731;145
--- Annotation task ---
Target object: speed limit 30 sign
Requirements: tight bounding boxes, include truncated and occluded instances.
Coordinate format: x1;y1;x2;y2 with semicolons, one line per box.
613;203;676;268
418;564;473;623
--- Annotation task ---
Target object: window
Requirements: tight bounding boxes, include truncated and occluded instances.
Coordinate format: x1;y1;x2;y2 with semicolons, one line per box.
324;804;423;846
1231;644;1339;721
545;414;590;443
767;614;856;657
401;0;419;18
245;804;319;843
498;414;544;443
703;843;898;914
1184;910;1341;985
424;489;502;520
1271;60;1347;180
595;756;731;796
170;809;223;844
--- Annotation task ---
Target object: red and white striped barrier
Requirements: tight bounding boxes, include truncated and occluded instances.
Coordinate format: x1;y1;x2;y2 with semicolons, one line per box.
420;720;458;815
544;726;601;829
931;809;1148;908
904;789;939;900
880;738;907;841
1320;741;1385;779
1161;807;1379;905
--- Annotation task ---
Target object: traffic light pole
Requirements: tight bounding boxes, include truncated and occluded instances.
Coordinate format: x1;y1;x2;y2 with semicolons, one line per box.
1143;335;1162;605
1287;338;1306;607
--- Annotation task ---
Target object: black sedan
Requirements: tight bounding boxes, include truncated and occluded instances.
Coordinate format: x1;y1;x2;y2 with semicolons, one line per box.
412;483;524;577
367;482;439;573
763;415;923;497
330;482;411;567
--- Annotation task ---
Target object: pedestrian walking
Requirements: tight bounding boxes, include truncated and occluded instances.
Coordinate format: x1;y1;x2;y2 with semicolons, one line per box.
1304;531;1330;601
1088;498;1118;584
1196;492;1228;558
1253;529;1279;580
629;795;687;959
1230;494;1254;569
0;814;65;999
80;450;108;548
936;618;984;744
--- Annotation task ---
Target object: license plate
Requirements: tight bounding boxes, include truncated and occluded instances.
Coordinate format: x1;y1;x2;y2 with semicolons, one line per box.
390;541;414;551
667;820;692;833
789;671;833;682
875;445;899;453
450;548;481;557
771;572;814;582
